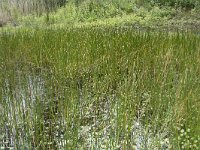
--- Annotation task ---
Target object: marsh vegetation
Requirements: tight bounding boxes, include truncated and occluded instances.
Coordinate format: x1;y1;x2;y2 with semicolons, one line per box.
0;0;200;149
0;27;200;149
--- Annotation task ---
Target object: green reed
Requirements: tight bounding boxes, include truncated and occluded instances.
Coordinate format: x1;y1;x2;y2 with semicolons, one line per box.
0;27;200;149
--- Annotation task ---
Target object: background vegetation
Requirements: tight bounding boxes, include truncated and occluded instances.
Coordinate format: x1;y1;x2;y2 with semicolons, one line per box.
0;0;200;29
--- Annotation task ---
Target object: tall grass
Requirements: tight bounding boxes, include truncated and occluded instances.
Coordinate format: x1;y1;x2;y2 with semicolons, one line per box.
0;27;200;149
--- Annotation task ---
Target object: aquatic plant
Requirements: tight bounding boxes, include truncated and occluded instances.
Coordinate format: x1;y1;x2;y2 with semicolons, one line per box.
0;27;200;149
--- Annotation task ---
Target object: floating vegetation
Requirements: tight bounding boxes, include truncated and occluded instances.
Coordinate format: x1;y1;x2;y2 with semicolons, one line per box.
0;27;200;149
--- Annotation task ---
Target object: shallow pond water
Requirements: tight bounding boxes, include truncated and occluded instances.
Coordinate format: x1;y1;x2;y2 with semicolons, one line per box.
0;71;170;150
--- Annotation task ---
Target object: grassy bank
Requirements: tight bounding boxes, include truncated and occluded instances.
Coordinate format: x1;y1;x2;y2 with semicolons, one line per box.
0;27;200;149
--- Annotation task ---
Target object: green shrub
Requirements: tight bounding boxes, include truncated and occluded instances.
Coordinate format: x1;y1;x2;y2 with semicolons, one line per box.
150;0;199;9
